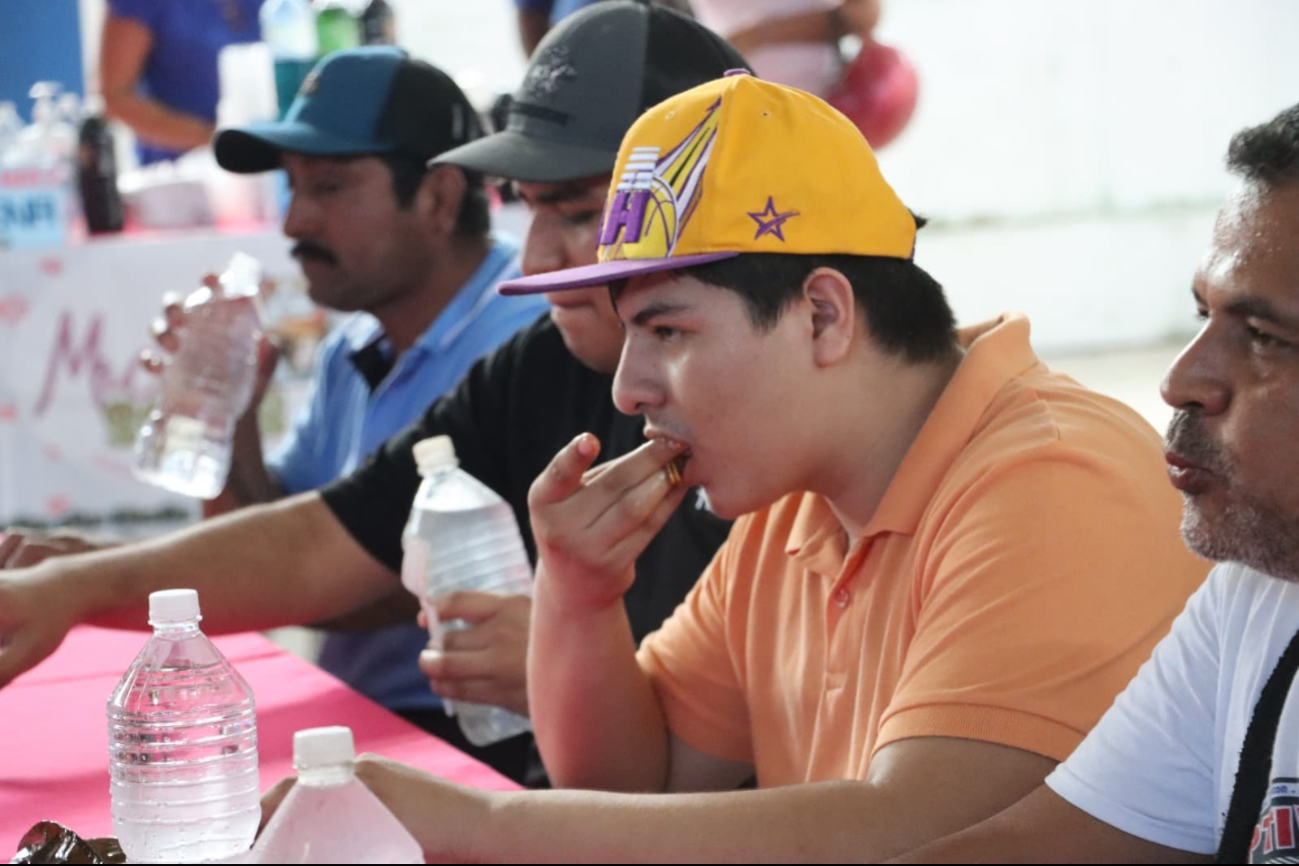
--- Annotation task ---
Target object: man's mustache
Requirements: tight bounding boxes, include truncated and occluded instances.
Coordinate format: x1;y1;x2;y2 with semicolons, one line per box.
291;241;338;266
1165;410;1231;474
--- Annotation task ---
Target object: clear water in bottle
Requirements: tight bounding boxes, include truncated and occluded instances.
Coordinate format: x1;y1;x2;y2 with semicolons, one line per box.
133;254;263;500
107;590;260;864
251;727;422;864
401;436;534;747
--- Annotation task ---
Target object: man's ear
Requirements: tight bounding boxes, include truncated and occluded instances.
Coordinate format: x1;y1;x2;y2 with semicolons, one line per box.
803;267;856;367
417;164;468;236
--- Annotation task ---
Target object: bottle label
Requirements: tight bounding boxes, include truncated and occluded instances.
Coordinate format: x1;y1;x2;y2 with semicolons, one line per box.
0;168;69;249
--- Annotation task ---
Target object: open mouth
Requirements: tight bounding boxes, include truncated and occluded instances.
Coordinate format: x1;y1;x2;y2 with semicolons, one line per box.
664;452;691;486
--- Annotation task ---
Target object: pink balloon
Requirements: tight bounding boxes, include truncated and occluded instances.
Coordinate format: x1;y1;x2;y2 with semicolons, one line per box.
827;41;920;150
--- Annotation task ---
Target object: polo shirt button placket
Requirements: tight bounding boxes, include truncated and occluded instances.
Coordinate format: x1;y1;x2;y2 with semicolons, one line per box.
834;587;851;609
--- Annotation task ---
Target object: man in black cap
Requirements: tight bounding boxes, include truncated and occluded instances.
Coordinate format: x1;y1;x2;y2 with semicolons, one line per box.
0;2;746;786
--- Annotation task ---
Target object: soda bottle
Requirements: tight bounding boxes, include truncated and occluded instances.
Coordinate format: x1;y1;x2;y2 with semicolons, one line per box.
76;98;124;234
360;0;396;46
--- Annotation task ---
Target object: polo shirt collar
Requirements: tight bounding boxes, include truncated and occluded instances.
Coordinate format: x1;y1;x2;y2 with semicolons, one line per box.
344;235;519;383
784;312;1042;572
863;312;1041;538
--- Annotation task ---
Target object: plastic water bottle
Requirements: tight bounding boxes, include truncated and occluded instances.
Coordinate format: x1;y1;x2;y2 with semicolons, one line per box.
260;0;318;119
401;436;534;747
107;590;260;864
251;727;422;864
133;253;265;500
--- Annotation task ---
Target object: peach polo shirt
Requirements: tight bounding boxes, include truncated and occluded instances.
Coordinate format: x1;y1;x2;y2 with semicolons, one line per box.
637;313;1209;787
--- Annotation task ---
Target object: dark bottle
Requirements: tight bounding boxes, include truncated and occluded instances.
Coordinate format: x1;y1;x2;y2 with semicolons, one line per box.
361;0;396;45
77;113;124;234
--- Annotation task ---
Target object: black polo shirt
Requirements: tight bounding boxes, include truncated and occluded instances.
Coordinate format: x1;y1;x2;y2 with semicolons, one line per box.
320;313;733;648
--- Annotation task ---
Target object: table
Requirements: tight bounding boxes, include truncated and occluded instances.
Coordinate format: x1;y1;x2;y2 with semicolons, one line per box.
0;626;520;852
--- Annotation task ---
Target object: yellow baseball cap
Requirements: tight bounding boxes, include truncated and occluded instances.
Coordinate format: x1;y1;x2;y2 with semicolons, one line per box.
498;70;916;295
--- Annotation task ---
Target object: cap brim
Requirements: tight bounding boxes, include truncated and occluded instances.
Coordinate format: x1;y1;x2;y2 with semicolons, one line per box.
433;129;619;183
498;251;738;295
214;123;391;173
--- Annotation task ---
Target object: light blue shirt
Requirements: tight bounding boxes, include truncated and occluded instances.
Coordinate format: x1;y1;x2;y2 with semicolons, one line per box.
268;235;547;711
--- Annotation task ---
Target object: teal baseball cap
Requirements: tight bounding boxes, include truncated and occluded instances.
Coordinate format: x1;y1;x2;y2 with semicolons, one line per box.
215;46;481;173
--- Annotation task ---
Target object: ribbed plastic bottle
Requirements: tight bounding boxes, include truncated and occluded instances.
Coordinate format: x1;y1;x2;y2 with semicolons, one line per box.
401;436;535;747
107;590;260;864
132;253;264;500
251;727;422;864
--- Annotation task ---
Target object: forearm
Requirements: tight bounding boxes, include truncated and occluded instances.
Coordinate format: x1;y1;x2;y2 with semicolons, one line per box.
729;9;841;52
203;414;285;518
44;493;395;634
103;90;214;152
518;9;550;56
468;780;897;863
529;562;670;792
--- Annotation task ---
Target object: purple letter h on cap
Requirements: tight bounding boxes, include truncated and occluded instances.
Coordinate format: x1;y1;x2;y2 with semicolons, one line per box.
599;190;649;247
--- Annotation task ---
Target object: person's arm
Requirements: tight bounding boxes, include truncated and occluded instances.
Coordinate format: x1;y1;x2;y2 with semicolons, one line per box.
517;3;553;57
203;409;286;517
100;14;215;153
263;734;1059;862
0;492;396;687
526;434;739;793
889;785;1209;864
726;0;880;56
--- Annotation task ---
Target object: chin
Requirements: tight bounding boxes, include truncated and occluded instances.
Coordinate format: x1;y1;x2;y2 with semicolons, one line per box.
554;323;620;374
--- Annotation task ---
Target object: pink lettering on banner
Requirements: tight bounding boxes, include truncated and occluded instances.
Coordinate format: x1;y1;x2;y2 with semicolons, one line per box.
33;311;142;417
39;256;63;277
45;496;70;518
0;294;30;327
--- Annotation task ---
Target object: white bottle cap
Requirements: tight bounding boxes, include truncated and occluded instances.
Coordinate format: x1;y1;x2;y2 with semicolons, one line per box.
294;726;356;770
412;436;458;475
148;589;200;624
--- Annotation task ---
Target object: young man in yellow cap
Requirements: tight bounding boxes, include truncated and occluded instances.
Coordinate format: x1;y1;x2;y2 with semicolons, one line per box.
256;73;1207;861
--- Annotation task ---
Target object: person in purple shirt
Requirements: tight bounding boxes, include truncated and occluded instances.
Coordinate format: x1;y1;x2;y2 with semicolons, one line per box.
101;0;262;164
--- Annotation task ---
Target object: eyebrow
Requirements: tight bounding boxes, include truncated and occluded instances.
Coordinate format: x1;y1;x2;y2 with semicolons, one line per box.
1193;286;1299;332
526;183;603;207
630;301;692;328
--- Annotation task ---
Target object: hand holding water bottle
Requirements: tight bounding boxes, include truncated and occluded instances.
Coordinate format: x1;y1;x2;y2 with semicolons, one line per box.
416;591;532;717
140;273;281;416
132;254;274;500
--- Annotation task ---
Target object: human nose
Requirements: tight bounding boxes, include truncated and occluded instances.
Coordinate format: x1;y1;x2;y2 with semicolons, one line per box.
1161;324;1231;417
521;211;566;277
281;193;316;240
612;340;663;417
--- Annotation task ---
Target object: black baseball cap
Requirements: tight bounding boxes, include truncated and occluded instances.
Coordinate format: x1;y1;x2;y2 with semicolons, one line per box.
215;47;481;174
433;0;748;183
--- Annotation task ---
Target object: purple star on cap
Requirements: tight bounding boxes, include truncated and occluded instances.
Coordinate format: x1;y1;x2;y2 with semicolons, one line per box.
748;197;799;242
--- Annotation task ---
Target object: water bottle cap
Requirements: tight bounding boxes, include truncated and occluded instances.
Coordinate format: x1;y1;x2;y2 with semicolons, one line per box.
294;726;355;769
412;436;458;474
148;588;200;623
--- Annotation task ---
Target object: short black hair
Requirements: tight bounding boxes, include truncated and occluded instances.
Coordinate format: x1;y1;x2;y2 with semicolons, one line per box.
378;152;491;237
1227;103;1299;187
676;252;957;364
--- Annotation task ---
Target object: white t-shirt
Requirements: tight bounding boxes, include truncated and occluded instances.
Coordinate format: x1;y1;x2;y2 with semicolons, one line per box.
1047;562;1299;859
691;0;843;97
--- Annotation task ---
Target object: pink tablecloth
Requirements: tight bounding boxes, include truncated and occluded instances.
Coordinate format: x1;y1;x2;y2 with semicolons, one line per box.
0;626;519;849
